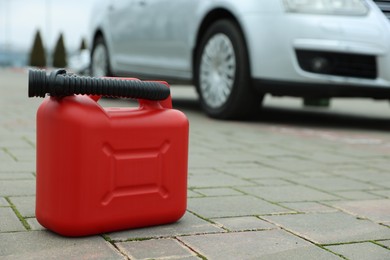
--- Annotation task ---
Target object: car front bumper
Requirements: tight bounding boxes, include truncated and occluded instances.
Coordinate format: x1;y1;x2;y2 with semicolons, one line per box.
241;5;390;94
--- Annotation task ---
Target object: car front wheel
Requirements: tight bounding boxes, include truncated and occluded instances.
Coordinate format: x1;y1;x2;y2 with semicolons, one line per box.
195;19;262;119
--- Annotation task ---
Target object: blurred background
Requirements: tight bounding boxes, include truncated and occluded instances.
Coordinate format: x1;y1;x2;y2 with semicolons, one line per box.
0;0;94;68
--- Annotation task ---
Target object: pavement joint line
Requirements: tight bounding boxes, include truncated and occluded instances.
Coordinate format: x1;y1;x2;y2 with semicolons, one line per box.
257;218;346;258
320;246;348;259
123;237;156;242
329;172;390;188
175;236;208;260
229;187;314;211
172;227;285;239
1;147;18;162
4;197;31;231
190;185;250;189
228;187;300;211
277;178;347;200
186;210;228;231
189;194;243;199
212;167;304;185
0;177;35;181
101;234;130;260
224;160;266;165
379;223;390;228
22;136;35;148
322;239;390;248
363;190;389;199
192;186;247;192
2;194;33;198
188;185;256;189
372;240;390;250
116;229;228;243
249;161;309;176
320;203;390;225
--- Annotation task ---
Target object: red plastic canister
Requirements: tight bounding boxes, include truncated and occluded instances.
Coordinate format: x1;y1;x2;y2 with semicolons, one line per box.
35;89;189;236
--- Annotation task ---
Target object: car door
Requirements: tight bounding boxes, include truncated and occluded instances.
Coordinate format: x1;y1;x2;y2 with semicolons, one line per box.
108;0;199;79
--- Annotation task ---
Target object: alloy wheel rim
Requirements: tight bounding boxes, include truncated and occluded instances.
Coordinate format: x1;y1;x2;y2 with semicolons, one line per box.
92;44;107;77
200;33;236;109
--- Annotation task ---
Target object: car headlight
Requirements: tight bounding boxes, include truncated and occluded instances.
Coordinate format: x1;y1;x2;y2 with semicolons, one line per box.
283;0;369;16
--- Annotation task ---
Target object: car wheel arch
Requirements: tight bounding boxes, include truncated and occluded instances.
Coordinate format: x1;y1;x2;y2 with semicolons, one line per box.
192;8;251;84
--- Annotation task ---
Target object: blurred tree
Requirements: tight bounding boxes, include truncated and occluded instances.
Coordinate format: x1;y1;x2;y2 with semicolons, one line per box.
79;38;87;50
29;30;46;67
52;33;67;68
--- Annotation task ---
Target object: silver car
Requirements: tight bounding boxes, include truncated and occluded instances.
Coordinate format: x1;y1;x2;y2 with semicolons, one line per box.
89;0;390;119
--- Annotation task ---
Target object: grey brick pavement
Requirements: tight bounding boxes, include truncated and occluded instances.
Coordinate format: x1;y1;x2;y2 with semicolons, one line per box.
1;69;390;259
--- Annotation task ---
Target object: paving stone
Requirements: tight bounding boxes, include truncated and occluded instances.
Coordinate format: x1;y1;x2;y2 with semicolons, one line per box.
297;170;336;178
370;190;390;198
326;242;390;260
303;151;359;164
0;172;35;180
377;240;390;248
9;196;35;217
188;153;227;168
330;199;390;223
262;156;324;172
333;169;389;184
206;149;266;164
0;207;26;232
378;180;390;189
247;146;295;157
291;176;379;191
280;202;337;213
219;166;299;179
0;231;124;259
26;218;45;231
334;190;383;200
188;172;254;188
0;136;32;148
116;238;197;259
369;160;390;172
5;147;35;162
194;187;243;197
0;197;9;206
187;189;203;198
238;185;339;203
212;216;276;231
0;180;35;196
0;161;35;173
337;148;387;158
264;212;390;244
188;195;291;218
253;178;293;186
188;168;221;175
107;212;223;241
179;230;339;259
0;149;13;162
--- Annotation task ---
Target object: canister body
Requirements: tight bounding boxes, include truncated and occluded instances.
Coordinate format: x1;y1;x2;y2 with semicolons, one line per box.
36;95;189;236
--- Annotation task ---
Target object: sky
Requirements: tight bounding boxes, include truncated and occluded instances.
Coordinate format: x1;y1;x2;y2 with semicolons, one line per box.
0;0;95;52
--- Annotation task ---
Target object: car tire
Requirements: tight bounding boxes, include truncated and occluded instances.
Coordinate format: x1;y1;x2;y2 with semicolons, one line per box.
91;36;111;77
195;19;262;119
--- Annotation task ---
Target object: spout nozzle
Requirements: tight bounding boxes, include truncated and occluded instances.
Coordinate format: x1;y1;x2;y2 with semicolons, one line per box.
28;69;48;98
